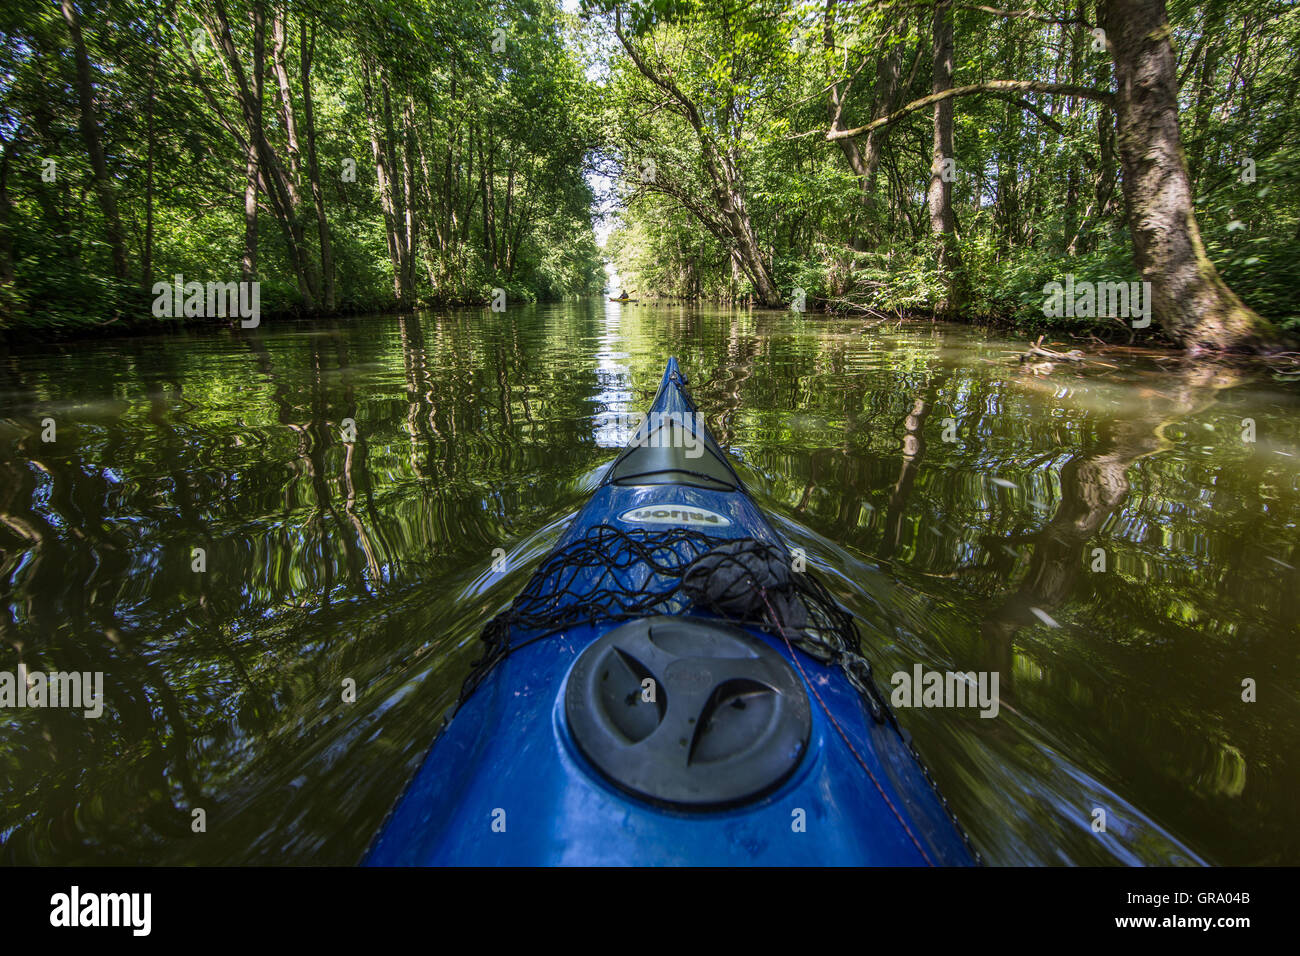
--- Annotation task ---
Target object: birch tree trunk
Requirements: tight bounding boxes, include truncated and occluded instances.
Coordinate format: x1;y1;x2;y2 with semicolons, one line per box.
1098;0;1281;351
928;0;964;314
300;20;334;310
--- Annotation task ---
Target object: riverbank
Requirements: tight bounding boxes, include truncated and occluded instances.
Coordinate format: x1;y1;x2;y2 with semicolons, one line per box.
10;293;1299;369
0;288;593;346
607;294;1300;359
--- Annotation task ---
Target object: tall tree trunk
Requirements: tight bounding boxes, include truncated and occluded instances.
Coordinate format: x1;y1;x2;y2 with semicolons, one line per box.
1098;0;1281;351
0;137;15;286
613;8;781;307
143;28;159;291
241;4;264;285
242;142;258;284
59;0;129;281
415;113;445;268
441;76;458;254
460;122;475;245
269;10;321;303
413;122;441;289
270;8;319;303
270;12;303;188
1186;0;1227;190
928;0;963;314
479;128;494;270
727;194;781;306
362;59;408;304
300;19;333;310
1062;5;1085;255
402;97;419;298
206;0;316;307
823;1;911;249
381;78;413;297
502;162;514;267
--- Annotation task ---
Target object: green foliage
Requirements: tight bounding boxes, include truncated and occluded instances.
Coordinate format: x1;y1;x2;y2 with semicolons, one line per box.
598;0;1300;336
0;0;602;334
6;0;1300;337
1198;149;1300;330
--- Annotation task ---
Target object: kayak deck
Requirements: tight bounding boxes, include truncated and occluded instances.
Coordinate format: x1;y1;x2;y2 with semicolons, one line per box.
364;359;978;866
367;621;969;864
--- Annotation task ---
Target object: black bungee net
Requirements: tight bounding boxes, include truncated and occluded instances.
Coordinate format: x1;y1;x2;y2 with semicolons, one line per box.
458;523;889;718
455;521;981;862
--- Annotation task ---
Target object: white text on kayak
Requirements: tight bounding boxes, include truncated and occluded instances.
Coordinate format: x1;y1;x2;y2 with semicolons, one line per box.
619;505;732;527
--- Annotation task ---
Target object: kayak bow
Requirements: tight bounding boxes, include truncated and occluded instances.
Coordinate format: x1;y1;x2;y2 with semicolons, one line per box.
365;359;978;866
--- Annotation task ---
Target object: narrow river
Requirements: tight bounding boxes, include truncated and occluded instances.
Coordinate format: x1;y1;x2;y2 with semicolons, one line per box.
2;300;1296;864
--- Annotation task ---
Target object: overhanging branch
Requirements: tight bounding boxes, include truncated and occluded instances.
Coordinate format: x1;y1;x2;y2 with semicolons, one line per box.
827;80;1112;141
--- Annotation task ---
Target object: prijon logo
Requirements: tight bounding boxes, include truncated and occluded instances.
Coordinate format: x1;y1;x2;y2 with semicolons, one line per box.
619;505;732;528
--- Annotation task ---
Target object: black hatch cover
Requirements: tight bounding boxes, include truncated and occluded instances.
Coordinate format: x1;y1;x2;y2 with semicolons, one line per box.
563;616;812;809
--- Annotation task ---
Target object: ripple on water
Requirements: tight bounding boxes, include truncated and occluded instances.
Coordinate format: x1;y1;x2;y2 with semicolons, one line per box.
0;305;1295;864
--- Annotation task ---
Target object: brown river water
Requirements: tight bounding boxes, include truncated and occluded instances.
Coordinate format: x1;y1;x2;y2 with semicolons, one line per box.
1;300;1296;864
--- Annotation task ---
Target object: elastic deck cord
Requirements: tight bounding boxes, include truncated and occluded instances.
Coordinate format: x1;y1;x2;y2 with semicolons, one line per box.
759;588;935;867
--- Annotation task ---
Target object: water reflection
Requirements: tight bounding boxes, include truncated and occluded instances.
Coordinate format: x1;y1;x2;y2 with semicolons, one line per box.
0;305;1296;865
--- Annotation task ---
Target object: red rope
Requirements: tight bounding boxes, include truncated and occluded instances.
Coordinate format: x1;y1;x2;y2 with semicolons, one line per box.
759;589;934;867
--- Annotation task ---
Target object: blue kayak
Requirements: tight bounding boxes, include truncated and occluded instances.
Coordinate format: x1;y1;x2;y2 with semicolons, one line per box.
365;359;979;866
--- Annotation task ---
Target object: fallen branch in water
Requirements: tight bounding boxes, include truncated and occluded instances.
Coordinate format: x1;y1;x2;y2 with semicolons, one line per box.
1019;335;1085;363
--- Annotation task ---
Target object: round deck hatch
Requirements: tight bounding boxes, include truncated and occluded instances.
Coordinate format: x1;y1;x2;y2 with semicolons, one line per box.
563;616;812;809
